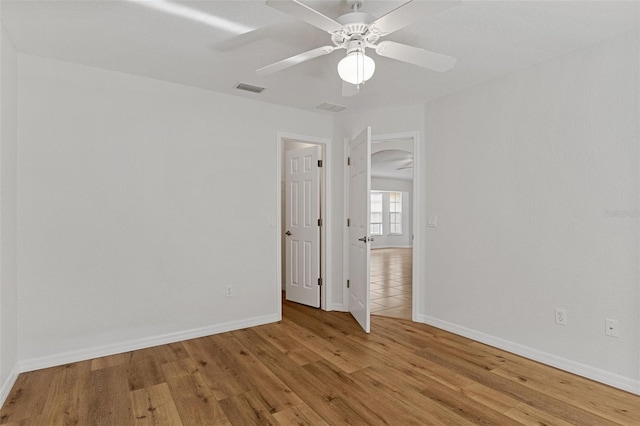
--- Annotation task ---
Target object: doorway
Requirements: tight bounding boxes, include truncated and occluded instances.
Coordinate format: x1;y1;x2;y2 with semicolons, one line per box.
344;130;420;331
277;132;332;316
369;134;417;321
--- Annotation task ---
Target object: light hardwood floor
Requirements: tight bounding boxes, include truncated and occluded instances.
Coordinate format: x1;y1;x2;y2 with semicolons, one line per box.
2;300;639;425
370;248;412;319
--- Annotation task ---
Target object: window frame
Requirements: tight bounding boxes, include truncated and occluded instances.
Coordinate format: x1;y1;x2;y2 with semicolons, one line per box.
370;191;384;236
388;191;402;235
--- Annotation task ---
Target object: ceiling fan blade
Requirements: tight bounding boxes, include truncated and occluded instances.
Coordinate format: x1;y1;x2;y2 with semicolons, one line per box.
370;0;460;36
342;81;360;97
266;0;343;33
256;46;335;75
375;41;456;72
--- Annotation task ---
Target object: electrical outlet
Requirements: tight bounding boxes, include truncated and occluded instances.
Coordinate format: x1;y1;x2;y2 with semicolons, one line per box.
225;285;233;298
555;308;567;325
605;319;619;337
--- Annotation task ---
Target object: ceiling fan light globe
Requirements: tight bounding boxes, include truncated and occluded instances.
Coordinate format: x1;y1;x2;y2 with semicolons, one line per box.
337;52;375;85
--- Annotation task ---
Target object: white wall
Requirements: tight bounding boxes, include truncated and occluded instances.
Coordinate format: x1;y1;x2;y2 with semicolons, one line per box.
0;21;19;405
370;178;412;249
17;54;332;368
423;31;639;392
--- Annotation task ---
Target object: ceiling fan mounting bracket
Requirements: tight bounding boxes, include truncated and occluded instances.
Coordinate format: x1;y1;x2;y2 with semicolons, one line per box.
346;0;364;12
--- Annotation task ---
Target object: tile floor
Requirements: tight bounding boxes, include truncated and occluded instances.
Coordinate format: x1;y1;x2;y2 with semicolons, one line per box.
370;248;412;320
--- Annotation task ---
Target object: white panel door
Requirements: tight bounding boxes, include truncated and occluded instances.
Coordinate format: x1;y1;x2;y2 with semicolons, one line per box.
285;146;321;308
348;127;371;332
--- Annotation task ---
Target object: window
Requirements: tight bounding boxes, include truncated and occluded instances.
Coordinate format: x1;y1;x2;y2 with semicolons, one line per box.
370;192;383;235
389;191;402;234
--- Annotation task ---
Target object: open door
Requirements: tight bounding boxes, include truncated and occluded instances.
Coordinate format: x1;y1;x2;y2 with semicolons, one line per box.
285;145;321;308
348;127;372;332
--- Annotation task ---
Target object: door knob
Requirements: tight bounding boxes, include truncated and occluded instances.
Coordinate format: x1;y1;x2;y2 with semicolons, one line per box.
285;230;292;236
358;236;367;242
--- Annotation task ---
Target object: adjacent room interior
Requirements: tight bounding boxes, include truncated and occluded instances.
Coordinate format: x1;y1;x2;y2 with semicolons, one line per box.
370;141;415;320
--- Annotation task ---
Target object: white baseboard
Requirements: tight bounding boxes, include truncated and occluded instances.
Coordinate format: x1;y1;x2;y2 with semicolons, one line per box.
19;313;279;373
329;303;348;312
417;314;640;396
0;364;20;409
371;245;413;250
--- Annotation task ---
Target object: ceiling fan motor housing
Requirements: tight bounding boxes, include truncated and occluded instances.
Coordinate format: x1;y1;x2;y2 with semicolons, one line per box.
335;12;378;46
346;0;364;12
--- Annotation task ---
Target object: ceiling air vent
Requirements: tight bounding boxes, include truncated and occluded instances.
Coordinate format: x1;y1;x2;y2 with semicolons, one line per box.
316;102;346;113
235;82;266;94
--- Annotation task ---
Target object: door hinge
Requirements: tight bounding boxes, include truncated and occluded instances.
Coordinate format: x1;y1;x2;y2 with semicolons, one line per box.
318;218;323;226
347;157;351;166
347;218;350;227
318;159;323;167
318;278;323;287
347;279;350;289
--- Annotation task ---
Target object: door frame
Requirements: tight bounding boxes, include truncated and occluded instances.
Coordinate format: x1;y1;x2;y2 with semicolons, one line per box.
276;131;332;318
343;130;421;322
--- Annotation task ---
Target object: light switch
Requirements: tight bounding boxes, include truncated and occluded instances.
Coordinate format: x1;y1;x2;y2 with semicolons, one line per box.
427;216;438;227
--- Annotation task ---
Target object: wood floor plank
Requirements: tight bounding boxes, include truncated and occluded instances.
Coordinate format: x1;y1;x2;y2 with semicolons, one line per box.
0;366;60;424
275;318;368;373
417;374;523;425
130;383;183;426
415;344;620;426
504;402;576;426
88;364;134;426
151;342;191;365
162;359;231;426
181;336;251;400
126;348;167;392
251;322;323;366
303;360;417;425
234;326;372;425
217;392;279;426
348;366;482;426
271;403;330;425
207;332;302;414
461;382;520;413
490;356;640;425
91;353;127;371
345;329;478;392
40;361;92;425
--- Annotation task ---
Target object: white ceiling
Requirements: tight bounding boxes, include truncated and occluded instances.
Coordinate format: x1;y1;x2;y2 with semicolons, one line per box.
371;149;413;180
2;0;638;114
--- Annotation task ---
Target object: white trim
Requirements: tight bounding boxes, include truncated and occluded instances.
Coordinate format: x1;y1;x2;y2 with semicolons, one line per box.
329;303;348;312
0;364;20;408
19;313;278;373
418;314;640;396
371;245;413;249
342;137;351;312
276;131;332;311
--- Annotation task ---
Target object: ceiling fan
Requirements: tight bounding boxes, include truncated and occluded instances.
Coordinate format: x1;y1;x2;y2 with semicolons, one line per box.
256;0;459;87
397;160;414;170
